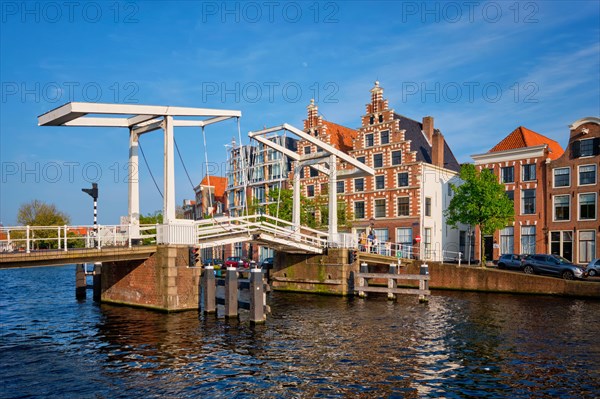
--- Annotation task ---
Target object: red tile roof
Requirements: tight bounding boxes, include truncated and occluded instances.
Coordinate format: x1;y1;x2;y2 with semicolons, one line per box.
200;176;227;198
489;126;564;160
323;120;357;153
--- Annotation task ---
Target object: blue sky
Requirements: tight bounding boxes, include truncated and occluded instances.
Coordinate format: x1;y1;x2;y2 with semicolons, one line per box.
1;0;599;225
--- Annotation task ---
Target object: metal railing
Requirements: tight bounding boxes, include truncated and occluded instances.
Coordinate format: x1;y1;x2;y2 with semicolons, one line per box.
0;224;157;253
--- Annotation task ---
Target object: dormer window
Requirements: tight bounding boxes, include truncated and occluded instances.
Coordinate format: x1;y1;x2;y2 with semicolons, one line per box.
369;116;374;125
378;114;383;123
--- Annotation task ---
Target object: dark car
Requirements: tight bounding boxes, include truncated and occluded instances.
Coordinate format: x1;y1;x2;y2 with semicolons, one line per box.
522;254;586;280
497;254;526;270
224;256;250;268
260;257;274;270
203;258;223;267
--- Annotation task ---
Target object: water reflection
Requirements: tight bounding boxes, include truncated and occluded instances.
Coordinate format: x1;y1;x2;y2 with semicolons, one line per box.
1;266;599;398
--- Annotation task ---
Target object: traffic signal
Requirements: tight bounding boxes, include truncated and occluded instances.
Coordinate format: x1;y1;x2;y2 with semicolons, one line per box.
82;183;98;199
349;249;358;263
189;246;201;267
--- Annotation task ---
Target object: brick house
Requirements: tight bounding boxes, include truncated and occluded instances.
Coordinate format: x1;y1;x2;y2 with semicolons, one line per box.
472;126;564;261
298;82;464;260
545;117;600;264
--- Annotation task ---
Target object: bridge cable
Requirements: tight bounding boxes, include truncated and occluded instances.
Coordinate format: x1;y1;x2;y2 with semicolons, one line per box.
138;140;163;199
174;136;195;191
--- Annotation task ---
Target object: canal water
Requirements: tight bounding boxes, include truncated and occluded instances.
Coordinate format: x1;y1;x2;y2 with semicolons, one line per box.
1;265;599;399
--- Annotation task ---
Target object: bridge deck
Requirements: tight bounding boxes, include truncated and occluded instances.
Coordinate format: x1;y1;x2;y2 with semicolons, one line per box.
0;246;157;269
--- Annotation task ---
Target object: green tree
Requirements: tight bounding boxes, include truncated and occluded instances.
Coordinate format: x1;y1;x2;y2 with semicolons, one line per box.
266;188;317;228
16;200;71;249
445;164;514;267
139;210;162;245
17;199;70;226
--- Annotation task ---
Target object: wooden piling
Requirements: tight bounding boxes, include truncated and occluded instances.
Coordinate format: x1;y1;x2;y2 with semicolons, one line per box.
224;267;238;318
203;266;216;313
358;262;368;298
75;263;86;300
419;264;429;303
92;262;102;302
249;268;265;324
387;264;397;300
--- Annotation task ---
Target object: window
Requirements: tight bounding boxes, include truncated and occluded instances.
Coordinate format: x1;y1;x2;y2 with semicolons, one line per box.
424;228;432;259
307;185;314;197
354;178;364;192
554;195;570;221
321;183;328;195
365;134;374;147
522;164;536;181
579;231;596;263
373;153;383;168
521;226;535;254
391;150;402;165
577;138;595;157
554;168;570;187
354;201;365;219
357;156;366;164
375;175;385;189
336;181;345;193
380;130;389;144
378;114;384;123
425;197;431;217
501;166;514;183
550;231;573;261
396;228;412;248
500;226;514;254
579;193;596;220
397;172;409;187
300;168;305;178
375;199;386;218
522;189;536;214
310;167;319;177
304;146;311;155
506;190;514;202
579;165;597;185
397;197;409;216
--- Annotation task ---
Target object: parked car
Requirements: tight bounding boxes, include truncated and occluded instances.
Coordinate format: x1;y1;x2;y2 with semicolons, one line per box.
522;254;586;280
224;256;250;268
260;257;274;270
586;258;600;277
497;254;527;270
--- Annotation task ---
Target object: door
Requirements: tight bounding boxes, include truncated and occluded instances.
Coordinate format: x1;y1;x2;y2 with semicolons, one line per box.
484;235;494;263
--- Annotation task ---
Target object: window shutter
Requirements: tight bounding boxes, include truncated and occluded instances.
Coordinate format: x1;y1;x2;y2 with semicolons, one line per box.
572;140;581;158
594;137;600;156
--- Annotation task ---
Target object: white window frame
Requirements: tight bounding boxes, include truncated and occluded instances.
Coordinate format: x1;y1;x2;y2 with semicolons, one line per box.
578;164;597;186
553;194;571;222
578;230;596;264
397;196;410;217
553;167;570;188
578;192;597;221
374;198;386;218
522;163;536;182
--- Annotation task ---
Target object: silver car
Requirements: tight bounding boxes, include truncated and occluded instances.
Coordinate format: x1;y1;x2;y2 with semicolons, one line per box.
586;258;600;277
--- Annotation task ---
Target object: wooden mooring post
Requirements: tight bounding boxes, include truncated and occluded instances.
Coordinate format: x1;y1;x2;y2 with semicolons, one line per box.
355;262;431;302
201;267;267;323
75;263;86;300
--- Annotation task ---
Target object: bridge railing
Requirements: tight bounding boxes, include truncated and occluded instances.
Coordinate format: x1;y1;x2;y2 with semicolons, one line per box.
194;214;328;249
0;224;158;253
342;238;463;265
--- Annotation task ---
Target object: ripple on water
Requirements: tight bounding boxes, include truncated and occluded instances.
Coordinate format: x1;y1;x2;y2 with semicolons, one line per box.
1;266;600;398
